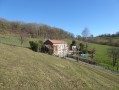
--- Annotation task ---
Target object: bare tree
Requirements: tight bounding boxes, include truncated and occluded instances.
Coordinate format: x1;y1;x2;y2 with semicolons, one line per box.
81;27;90;42
19;27;27;47
76;35;82;40
37;40;43;52
90;48;96;60
107;47;119;70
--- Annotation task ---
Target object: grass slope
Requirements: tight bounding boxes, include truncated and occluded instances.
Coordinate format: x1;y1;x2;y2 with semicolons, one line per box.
0;34;118;71
87;43;119;70
0;34;73;47
0;34;30;47
0;34;41;48
88;43;112;64
0;43;119;90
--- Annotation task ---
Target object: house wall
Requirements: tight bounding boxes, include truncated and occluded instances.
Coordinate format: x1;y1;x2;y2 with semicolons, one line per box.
53;43;68;57
44;40;68;57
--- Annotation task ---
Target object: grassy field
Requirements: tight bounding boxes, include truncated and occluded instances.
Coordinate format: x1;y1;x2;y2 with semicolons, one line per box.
0;34;42;48
0;43;119;90
0;34;118;71
0;34;30;47
0;34;73;47
87;42;115;70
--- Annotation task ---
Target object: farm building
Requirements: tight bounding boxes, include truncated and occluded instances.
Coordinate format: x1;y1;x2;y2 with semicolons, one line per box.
44;40;68;57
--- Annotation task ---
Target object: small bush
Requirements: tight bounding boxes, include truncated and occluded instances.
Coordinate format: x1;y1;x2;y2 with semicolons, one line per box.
29;40;43;52
79;43;85;51
82;49;88;54
29;41;38;52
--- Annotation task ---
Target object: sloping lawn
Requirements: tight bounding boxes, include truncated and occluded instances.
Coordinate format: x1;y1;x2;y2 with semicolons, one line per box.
0;43;119;90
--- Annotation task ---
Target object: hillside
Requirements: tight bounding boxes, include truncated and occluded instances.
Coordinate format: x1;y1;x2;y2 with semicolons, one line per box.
0;43;119;90
0;18;74;39
94;37;119;43
88;36;119;47
0;34;118;71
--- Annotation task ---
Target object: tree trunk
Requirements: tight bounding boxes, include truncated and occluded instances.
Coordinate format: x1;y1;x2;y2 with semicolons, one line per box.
117;62;119;71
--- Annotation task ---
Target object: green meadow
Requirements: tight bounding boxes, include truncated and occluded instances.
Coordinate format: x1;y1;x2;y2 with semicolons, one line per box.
88;42;118;70
0;34;42;48
0;34;29;47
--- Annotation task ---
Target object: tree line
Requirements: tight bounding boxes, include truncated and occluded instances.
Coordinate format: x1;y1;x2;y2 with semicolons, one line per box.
0;18;74;39
98;32;119;37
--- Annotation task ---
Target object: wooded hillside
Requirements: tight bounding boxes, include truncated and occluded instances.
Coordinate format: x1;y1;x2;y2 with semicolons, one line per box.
0;18;74;39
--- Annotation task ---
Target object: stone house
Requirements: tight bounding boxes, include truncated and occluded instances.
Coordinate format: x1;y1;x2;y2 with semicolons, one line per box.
44;40;68;57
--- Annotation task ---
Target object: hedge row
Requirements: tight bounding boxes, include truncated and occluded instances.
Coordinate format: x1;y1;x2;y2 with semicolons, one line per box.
67;55;96;65
88;39;119;47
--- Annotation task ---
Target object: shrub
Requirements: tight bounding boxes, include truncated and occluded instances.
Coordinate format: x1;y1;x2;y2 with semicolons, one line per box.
82;49;88;54
79;43;85;51
29;41;38;52
29;40;43;52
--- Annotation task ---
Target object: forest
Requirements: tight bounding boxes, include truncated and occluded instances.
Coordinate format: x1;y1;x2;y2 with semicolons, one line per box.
0;18;74;39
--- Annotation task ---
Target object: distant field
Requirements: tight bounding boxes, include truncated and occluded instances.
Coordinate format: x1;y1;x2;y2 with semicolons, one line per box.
0;43;119;90
87;42;117;70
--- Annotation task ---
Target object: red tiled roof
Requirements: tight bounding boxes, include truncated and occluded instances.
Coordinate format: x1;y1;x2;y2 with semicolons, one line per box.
49;40;66;44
